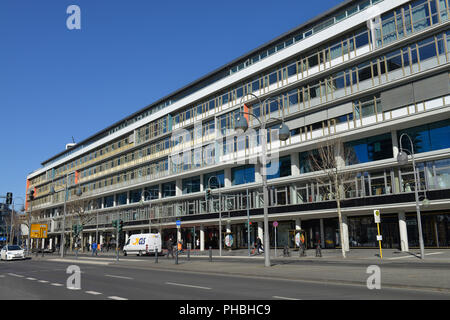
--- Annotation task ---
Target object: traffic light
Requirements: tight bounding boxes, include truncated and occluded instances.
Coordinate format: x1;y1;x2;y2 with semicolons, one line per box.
27;189;34;202
72;224;82;237
6;192;12;205
118;220;123;232
205;188;211;201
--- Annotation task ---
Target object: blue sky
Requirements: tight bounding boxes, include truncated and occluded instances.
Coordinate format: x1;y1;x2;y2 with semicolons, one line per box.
0;0;342;202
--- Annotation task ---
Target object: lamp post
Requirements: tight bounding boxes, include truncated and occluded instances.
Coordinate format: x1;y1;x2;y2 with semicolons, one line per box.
207;175;222;256
10;197;25;245
234;93;290;267
397;133;425;259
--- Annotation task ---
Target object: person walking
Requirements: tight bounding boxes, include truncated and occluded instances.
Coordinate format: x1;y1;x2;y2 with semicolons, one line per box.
166;237;174;258
256;237;263;255
91;241;97;256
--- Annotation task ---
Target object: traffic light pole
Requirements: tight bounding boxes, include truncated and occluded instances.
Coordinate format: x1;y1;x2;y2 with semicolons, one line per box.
116;222;119;262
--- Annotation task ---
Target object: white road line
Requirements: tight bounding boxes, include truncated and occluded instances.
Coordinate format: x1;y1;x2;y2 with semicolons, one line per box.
26;277;37;281
85;291;102;295
0;275;5;278
165;282;212;290
105;274;134;280
38;280;49;283
388;252;444;260
49;258;110;265
108;296;128;300
51;283;63;286
273;296;301;300
8;273;24;278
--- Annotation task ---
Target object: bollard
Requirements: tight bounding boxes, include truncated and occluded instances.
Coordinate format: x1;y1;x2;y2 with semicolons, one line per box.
209;246;212;262
155;248;158;264
175;249;178;265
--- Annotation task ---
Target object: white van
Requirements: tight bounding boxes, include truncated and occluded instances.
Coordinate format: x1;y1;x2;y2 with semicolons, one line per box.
123;233;162;256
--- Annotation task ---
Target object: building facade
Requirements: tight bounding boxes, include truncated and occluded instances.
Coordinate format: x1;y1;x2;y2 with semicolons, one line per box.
27;0;450;252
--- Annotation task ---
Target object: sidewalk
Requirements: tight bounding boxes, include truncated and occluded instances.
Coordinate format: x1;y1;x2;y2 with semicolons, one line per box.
55;247;450;263
41;248;450;293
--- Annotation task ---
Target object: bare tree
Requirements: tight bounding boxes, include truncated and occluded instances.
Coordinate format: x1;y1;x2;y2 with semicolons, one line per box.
307;137;358;258
66;198;97;250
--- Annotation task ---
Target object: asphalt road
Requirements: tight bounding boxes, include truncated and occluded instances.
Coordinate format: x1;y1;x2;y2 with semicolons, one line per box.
1;258;449;300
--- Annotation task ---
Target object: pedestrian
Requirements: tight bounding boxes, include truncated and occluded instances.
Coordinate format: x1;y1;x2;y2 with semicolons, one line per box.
91;241;97;256
166;237;174;258
256;237;263;255
97;243;101;255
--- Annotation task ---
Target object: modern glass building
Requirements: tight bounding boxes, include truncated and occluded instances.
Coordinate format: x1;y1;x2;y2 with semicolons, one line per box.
27;0;450;253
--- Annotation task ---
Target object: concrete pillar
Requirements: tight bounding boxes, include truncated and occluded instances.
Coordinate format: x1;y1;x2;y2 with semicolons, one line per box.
88;234;92;250
200;225;205;251
398;211;409;252
226;220;231;234
291;152;300;176
342;215;350;252
176;179;182;196
258;222;264;240
99;233;103;245
224;168;232;187
255;163;262;183
320;218;325;248
391;130;399;158
295;218;301;230
49;238;53;250
200;174;204;192
158;184;162;199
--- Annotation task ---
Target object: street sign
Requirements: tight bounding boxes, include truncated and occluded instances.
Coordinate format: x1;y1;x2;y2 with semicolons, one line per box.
176;220;181;227
273;221;278;228
377;235;383;241
373;209;381;223
30;224;48;239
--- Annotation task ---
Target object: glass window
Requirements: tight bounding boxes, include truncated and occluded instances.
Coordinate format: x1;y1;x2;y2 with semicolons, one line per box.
267;155;292;180
104;195;114;208
130;189;142;203
231;165;255;185
204;171;225;189
116;192;127;206
182;176;200;194
398;119;450;154
162;181;176;198
345;133;393;165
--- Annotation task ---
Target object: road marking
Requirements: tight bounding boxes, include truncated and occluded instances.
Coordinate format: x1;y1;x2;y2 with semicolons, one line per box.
85;291;102;295
165;282;212;290
26;277;36;280
0;275;5;278
49;258;110;265
273;296;301;300
388;252;444;260
8;273;24;278
38;280;49;283
51;283;63;286
105;274;134;280
108;296;128;300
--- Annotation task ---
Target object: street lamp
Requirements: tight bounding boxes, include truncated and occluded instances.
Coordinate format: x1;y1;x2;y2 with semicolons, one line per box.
207;175;222;256
234;93;290;267
10;196;25;245
397;133;425;259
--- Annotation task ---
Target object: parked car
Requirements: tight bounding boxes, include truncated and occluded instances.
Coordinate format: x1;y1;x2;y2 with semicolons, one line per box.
1;245;25;261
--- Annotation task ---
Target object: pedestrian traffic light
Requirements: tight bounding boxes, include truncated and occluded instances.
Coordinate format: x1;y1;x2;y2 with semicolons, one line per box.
118;220;123;232
6;192;12;205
